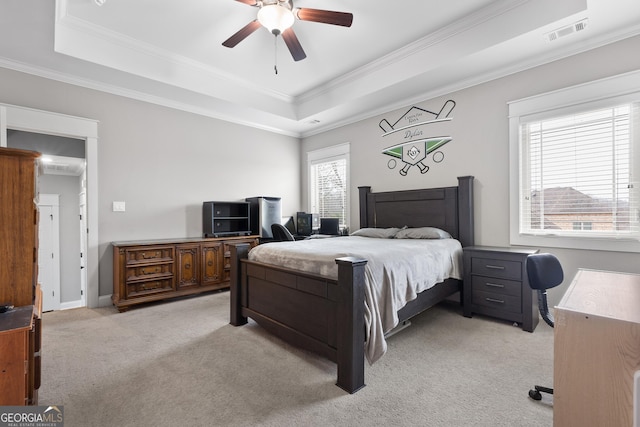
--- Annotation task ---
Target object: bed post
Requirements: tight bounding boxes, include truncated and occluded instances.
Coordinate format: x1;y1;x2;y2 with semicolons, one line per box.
335;256;368;394
457;176;475;247
229;243;250;326
358;186;372;228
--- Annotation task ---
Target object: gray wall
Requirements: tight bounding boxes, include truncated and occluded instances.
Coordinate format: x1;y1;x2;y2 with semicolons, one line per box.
2;35;639;309
0;67;301;299
7;130;84;157
301;35;640;308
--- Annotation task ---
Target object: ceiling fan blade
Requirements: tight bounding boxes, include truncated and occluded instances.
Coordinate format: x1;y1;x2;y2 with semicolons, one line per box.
296;8;353;27
234;0;259;5
222;20;261;48
282;29;307;61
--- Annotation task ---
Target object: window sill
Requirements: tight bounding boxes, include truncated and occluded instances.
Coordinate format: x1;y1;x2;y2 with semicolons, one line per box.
510;232;640;253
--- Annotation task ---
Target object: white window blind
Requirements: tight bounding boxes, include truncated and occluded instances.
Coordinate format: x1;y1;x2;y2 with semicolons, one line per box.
519;103;639;239
308;143;349;228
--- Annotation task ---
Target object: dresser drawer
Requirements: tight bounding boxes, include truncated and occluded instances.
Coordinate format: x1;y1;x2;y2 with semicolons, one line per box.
472;290;521;314
126;278;175;298
126;264;173;280
471;257;522;280
471;275;521;298
125;247;174;265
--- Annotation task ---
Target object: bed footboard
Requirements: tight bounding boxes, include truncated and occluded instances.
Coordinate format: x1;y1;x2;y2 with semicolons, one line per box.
229;242;368;393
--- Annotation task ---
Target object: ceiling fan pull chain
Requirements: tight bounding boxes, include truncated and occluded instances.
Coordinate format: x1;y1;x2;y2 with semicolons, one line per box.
274;35;278;75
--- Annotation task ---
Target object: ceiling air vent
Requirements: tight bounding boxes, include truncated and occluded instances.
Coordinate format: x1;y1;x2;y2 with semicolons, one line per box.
545;19;588;42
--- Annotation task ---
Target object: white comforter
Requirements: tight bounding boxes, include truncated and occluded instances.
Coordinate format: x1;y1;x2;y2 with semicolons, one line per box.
248;236;463;364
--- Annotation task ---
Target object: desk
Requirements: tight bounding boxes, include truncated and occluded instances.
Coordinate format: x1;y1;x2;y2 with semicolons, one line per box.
554;269;640;426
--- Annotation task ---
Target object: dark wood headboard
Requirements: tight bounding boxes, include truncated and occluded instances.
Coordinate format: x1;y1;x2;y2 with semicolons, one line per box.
357;176;474;247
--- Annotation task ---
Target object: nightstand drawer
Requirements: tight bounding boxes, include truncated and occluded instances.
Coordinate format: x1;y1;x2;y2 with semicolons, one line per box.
472;290;521;314
471;257;522;280
471;275;521;297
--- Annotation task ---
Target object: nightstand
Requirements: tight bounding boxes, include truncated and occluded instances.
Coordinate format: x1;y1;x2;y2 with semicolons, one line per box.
463;246;539;332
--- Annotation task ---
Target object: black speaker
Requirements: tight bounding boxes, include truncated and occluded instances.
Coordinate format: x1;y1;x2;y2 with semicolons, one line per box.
297;212;312;236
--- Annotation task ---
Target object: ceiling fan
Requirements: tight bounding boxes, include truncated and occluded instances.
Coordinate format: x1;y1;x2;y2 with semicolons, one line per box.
222;0;353;62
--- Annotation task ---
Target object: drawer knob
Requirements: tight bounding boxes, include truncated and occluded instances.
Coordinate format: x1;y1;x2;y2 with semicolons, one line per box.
485;264;505;270
185;263;191;269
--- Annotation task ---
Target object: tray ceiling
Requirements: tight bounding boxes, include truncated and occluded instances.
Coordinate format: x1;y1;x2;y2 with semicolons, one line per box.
1;0;639;136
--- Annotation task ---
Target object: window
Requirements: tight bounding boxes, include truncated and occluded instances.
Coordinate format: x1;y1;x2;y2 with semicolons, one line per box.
308;143;349;229
509;71;640;252
573;222;592;231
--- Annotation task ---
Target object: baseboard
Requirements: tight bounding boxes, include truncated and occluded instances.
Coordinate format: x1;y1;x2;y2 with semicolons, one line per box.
60;300;83;310
98;294;113;307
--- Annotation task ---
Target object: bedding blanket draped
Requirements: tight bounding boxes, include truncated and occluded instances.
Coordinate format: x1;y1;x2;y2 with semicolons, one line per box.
247;236;463;364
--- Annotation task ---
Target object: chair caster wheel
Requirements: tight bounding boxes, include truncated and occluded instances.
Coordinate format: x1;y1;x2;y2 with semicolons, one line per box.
529;389;542;401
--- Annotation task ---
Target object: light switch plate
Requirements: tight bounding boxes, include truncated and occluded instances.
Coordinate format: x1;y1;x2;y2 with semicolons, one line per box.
112;201;126;212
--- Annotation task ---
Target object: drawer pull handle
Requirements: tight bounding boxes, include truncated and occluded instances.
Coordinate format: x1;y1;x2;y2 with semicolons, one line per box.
485;264;505;270
485;297;505;304
485;282;504;288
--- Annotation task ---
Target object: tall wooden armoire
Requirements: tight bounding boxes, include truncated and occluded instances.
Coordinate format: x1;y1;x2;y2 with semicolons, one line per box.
0;147;42;405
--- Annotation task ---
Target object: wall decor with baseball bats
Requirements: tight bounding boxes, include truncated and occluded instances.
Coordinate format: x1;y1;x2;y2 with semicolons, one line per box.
380;99;456;176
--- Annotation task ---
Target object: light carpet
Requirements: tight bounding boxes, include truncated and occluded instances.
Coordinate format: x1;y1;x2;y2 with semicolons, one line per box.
39;291;554;427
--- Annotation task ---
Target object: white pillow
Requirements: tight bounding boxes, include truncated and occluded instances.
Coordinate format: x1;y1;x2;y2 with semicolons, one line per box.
350;227;401;239
394;227;451;239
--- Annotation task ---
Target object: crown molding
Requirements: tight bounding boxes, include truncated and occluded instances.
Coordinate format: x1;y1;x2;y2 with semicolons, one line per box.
295;0;529;104
300;29;640;138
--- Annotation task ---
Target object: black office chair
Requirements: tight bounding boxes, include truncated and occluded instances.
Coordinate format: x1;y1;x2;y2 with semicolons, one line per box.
271;223;295;242
526;253;564;401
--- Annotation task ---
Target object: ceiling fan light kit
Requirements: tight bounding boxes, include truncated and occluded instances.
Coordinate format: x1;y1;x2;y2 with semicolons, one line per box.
224;0;353;64
257;3;295;35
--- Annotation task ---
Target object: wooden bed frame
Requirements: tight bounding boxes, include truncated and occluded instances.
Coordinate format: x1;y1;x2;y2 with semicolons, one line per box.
229;176;474;393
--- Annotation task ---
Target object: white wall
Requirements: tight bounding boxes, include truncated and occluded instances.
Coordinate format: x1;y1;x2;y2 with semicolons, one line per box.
302;35;640;308
0;67;301;299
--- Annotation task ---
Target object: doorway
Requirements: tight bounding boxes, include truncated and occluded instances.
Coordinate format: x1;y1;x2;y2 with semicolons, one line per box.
0;103;100;308
8;131;87;310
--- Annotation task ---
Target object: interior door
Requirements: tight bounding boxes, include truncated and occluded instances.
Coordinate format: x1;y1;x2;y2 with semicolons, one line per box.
37;195;61;311
79;190;87;306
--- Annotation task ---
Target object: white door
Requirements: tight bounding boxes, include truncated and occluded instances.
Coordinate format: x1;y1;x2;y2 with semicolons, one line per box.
79;189;87;306
38;194;61;311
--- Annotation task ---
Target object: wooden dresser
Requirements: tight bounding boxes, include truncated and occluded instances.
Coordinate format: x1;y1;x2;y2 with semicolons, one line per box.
0;295;42;405
0;147;42;405
112;236;259;311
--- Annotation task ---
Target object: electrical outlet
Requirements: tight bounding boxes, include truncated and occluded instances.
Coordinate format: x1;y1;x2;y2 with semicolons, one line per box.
112;201;126;212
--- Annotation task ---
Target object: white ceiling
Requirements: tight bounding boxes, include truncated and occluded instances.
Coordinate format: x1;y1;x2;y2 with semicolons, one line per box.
1;0;639;137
